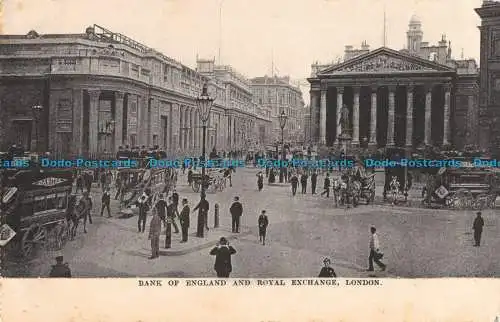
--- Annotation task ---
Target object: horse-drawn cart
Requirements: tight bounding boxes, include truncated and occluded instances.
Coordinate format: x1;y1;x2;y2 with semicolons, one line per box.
0;168;74;259
190;169;226;193
119;168;170;216
429;162;499;209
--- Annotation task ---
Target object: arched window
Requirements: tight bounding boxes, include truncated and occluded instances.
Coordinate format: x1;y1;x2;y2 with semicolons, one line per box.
429;52;438;61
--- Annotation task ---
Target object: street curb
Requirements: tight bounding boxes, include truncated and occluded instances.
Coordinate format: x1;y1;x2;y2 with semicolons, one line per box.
158;230;253;256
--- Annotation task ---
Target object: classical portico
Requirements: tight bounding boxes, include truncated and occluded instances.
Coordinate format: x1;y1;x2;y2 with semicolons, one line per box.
309;47;458;149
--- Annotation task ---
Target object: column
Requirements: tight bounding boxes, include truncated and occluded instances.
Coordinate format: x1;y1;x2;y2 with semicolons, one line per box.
442;84;451;146
146;98;152;147
88;89;100;156
352;86;360;145
386;85;396;147
424;85;433;145
335;87;344;144
369;87;377;146
178;106;184;150
309;91;316;142
114;92;124;151
467;95;475;145
72;88;83;155
405;86;414;147
195;111;200;154
171;104;180;154
140;96;148;146
189;108;194;151
319;87;327;145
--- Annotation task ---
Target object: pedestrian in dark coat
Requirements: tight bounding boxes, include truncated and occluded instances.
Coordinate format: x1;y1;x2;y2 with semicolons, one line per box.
179;198;190;242
155;194;167;226
76;175;84;193
229;196;243;233
100;188;111;217
193;194;209;238
321;173;331;198
256;172;264;191
300;173;308;194
290;174;299;196
473;211;485;247
311;171;318;194
49;256;72;277
136;193;149;233
258;210;269;245
84;172;92;192
209;237;236;278
318;258;336;277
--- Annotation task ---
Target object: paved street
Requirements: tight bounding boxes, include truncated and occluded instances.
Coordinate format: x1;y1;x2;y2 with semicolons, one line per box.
5;166;500;278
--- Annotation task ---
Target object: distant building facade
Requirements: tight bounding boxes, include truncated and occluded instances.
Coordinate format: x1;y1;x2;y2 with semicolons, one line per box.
476;1;500;154
308;16;479;150
196;59;272;151
303;105;312;144
0;25;271;157
250;76;305;144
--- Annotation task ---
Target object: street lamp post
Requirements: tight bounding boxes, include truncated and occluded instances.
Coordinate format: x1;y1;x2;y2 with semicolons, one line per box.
196;83;214;238
278;110;288;183
32;105;43;154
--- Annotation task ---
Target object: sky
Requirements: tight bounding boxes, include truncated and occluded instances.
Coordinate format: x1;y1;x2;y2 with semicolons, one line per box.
2;0;485;103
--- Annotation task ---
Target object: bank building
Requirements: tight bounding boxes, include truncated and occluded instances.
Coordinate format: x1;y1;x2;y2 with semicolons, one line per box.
308;15;479;151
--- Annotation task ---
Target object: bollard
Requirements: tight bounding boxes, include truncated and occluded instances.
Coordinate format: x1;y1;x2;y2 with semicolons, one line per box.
214;203;219;228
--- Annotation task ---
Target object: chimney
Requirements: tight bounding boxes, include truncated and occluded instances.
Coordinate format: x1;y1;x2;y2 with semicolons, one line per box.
361;40;370;50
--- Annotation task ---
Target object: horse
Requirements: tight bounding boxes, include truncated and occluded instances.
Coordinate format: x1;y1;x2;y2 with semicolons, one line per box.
67;195;91;240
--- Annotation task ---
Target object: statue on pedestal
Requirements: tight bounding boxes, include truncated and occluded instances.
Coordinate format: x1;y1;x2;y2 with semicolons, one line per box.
338;104;350;137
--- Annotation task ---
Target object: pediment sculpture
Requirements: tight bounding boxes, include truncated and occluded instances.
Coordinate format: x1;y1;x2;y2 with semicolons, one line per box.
26;30;40;39
336;54;434;73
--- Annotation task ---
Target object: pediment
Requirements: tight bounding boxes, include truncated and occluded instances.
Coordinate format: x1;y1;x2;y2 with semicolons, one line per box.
318;47;455;75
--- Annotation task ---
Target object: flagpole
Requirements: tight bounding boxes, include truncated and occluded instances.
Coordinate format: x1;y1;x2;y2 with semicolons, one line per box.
218;0;224;65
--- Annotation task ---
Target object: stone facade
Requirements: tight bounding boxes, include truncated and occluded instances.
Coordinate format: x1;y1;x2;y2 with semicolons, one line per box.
249;76;305;144
308;16;479;151
0;25;272;157
475;1;500;154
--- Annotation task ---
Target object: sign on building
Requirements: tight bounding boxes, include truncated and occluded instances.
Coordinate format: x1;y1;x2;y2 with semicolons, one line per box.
33;177;67;187
435;185;449;199
0;224;16;247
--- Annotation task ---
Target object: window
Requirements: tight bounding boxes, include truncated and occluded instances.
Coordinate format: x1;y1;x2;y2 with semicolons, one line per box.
33;196;47;213
56;193;68;209
46;194;56;210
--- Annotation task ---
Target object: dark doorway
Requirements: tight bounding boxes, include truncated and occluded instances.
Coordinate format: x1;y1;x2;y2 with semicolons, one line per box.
431;85;444;146
326;88;336;146
394;86;407;147
413;86;425;147
12;120;32;151
359;87;371;144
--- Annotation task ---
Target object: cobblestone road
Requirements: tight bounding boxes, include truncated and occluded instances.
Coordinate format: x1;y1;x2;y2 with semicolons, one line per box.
6;167;499;278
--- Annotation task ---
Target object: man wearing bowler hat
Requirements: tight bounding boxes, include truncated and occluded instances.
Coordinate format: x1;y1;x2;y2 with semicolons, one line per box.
49;255;72;277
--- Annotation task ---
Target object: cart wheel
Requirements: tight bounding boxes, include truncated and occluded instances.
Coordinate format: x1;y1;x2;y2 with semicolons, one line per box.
192;181;200;193
54;221;70;250
21;224;47;258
